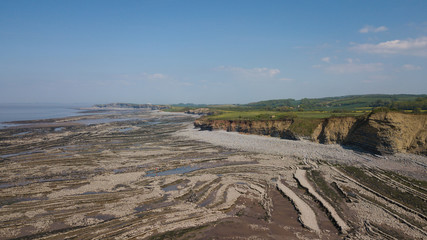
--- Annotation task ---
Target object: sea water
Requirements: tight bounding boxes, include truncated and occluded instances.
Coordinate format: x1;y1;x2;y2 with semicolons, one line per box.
0;103;89;128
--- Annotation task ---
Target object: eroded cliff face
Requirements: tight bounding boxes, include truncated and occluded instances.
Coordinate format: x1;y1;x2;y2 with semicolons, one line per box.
311;117;358;144
194;112;427;155
344;112;427;155
194;119;297;139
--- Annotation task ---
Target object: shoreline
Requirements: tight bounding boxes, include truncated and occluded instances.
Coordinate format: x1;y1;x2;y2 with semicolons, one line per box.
0;109;164;129
1;110;426;239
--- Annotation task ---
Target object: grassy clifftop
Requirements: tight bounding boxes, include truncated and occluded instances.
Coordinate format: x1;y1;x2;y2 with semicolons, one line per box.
205;110;364;120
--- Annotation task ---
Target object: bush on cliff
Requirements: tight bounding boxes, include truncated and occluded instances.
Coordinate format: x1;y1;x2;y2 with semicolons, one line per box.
289;118;323;137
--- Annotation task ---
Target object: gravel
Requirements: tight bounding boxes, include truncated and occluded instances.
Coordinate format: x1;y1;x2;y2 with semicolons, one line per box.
175;124;427;181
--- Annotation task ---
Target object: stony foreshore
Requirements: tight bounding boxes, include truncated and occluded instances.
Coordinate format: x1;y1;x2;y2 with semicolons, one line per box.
0;110;425;239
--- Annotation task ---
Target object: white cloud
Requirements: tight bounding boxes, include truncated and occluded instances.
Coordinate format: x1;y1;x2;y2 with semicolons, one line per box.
177;81;193;86
402;64;422;71
351;37;427;56
146;73;167;80
217;66;280;78
279;77;294;82
118;72;168;81
324;62;383;74
359;25;388;33
321;57;330;63
368;75;392;81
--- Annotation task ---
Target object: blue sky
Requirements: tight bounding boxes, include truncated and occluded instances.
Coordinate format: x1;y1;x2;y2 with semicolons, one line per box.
1;0;427;104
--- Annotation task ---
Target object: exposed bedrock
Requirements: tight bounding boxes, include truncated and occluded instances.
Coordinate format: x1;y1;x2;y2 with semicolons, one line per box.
194;112;427;155
343;112;427;155
194;119;297;140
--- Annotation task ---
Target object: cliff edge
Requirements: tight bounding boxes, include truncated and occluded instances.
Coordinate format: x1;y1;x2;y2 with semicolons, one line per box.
194;112;427;155
343;112;427;154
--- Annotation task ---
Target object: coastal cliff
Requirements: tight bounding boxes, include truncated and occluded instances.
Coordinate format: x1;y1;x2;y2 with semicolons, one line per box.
195;119;298;139
343;112;427;154
194;112;427;155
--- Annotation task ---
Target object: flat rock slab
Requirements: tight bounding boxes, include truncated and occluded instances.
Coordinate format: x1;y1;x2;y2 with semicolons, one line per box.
294;169;350;234
276;178;320;233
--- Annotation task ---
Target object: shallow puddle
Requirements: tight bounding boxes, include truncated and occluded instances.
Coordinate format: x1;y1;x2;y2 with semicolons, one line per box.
162;184;179;192
75;117;146;125
75;118;124;125
12;131;31;136
116;127;133;132
145;121;161;125
0;150;44;159
0;123;20;129
113;168;128;174
0;181;32;189
94;214;115;221
199;185;221;207
81;191;108;195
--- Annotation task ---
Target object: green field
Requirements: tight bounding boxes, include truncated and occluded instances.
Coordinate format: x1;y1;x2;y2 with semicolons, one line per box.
245;94;427;111
205;110;365;121
171;94;426;112
166;94;427;123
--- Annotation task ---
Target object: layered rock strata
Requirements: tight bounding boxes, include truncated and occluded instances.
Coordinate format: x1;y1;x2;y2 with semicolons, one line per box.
194;112;427;155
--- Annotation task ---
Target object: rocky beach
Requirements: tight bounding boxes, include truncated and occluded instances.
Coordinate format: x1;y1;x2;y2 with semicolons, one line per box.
0;110;426;239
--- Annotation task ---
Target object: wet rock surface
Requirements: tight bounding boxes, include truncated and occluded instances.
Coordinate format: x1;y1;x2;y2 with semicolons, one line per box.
0;110;426;239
